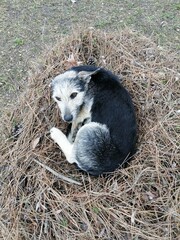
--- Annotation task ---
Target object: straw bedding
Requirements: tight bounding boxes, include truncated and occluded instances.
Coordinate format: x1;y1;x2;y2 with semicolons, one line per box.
0;29;179;240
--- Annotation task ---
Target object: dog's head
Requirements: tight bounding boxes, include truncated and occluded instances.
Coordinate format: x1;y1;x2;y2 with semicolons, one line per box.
50;67;100;123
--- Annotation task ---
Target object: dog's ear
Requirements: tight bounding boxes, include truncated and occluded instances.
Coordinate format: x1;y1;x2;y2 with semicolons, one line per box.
77;68;101;82
49;74;61;89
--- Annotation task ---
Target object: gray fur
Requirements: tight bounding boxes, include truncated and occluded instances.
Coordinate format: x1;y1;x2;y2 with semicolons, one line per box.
70;122;111;172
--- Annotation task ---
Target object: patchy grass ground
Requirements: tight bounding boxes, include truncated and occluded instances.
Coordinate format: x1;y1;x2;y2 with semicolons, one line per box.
0;0;179;111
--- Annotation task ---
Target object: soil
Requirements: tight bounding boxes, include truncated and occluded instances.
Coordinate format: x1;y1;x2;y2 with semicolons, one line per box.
0;0;179;113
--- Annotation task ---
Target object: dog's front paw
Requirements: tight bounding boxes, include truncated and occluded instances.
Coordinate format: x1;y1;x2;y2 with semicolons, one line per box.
50;127;62;143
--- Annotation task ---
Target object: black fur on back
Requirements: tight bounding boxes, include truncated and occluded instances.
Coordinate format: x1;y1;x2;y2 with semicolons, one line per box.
69;66;137;175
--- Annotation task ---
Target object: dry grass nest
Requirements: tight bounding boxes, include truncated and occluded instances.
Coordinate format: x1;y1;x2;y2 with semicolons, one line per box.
0;28;179;240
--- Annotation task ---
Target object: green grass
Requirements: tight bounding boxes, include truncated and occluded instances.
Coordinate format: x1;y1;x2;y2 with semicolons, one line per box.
14;38;24;46
92;206;101;214
60;218;68;228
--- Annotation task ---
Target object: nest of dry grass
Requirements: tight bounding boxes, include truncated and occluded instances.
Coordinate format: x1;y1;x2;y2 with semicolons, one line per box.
0;28;179;240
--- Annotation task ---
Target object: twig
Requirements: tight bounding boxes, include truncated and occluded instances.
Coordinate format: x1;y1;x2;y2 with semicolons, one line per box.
33;158;82;186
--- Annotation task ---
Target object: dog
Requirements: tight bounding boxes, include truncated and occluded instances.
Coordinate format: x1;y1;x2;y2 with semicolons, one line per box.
50;65;137;175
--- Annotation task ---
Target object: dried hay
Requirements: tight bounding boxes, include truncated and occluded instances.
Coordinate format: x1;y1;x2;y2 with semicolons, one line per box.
0;29;179;240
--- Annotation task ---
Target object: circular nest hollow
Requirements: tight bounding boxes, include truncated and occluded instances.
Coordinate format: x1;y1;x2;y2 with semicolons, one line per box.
1;28;179;240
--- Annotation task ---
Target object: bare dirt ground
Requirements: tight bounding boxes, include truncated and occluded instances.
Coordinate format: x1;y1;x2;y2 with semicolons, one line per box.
0;0;179;112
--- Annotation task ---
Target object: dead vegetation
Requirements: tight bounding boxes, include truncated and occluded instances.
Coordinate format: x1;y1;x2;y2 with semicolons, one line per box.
0;29;179;240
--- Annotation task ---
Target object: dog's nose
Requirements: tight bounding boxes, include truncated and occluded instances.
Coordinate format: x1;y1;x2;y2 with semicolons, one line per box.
64;114;73;122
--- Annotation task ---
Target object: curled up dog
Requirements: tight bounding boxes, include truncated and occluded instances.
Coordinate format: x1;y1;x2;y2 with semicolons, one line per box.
50;66;137;176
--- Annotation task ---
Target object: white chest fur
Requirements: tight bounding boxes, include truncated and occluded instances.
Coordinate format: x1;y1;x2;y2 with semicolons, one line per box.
68;98;93;143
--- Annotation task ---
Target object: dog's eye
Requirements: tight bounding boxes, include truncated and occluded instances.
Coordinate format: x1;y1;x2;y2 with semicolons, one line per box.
55;96;61;101
70;92;78;99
